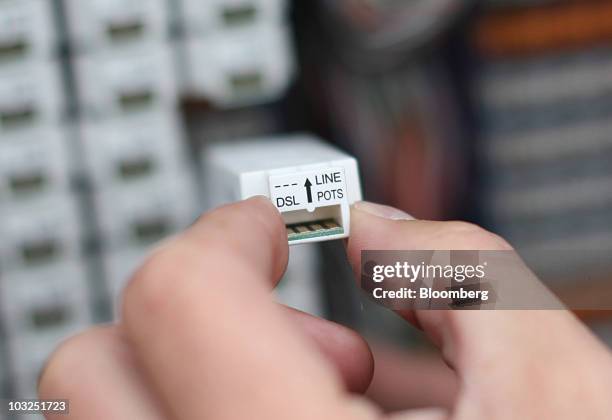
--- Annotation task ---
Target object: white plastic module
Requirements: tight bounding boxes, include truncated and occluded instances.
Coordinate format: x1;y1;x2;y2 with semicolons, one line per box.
0;60;64;133
0;128;71;204
10;334;63;398
64;0;170;52
93;175;197;250
1;261;92;398
205;134;362;244
0;0;56;64
0;196;82;271
180;0;287;36
183;23;294;107
80;113;185;188
73;45;178;119
0;261;91;339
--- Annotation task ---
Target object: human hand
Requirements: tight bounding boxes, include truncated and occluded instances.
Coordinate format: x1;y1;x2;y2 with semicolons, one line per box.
38;198;612;419
348;201;612;419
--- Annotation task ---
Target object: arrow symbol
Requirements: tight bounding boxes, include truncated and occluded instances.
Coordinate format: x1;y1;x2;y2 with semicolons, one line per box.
304;178;313;203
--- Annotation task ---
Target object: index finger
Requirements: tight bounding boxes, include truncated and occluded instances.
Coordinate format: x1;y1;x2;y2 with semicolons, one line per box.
120;197;361;419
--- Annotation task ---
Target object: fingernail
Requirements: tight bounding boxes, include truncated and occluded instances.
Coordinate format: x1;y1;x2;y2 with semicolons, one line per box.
353;201;414;221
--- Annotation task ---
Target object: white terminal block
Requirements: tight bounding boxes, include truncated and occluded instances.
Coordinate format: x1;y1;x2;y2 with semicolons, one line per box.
10;334;61;398
206;134;362;244
74;45;178;119
183;23;294;107
80;113;185;188
64;0;169;51
0;0;56;63
0;261;91;339
1;261;91;397
94;176;197;250
0;60;64;133
0;196;82;271
180;0;287;36
0;128;71;204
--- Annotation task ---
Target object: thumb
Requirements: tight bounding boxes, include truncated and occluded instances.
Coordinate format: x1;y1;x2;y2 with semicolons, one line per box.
346;201;612;418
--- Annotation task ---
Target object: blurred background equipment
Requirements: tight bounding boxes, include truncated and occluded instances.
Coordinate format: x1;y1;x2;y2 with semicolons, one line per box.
1;0;612;414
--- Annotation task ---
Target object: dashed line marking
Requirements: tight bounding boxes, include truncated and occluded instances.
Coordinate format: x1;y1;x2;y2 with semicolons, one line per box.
274;183;298;188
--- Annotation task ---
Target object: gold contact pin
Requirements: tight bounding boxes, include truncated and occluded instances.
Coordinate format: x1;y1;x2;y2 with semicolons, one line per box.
322;220;339;229
285;219;344;242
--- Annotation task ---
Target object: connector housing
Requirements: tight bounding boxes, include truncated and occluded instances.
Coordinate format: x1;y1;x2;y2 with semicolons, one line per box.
205;134;362;244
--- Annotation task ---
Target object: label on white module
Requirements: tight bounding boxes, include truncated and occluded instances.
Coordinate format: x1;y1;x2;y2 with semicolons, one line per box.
269;167;346;213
